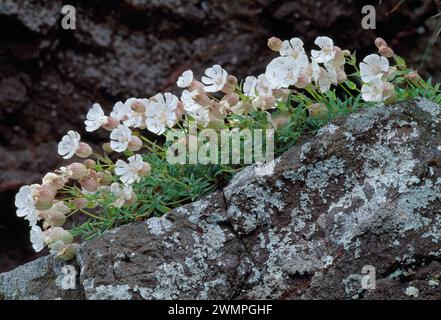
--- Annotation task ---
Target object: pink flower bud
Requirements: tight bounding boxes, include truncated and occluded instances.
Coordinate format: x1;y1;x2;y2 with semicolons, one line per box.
336;68;347;83
102;117;119;131
33;184;56;211
80;175;99;193
262;96;276;110
67;162;88;180
98;171;113;185
378;45;394;58
175;101;184;121
375;37;388;49
139;162;152;177
267;37;283;51
188;80;206;93
227;75;238;86
405;72;419;81
45;211;66;228
131;101;146;113
222;93;240;107
42;173;65;190
43;227;73;246
193;93;212;108
84;159;96;169
382;82;395;98
294;73;311;89
57;243;79;261
307;103;329;120
128;136;143;152
72;198;88;209
124;193;137;207
75;142;93;158
102;142;113;153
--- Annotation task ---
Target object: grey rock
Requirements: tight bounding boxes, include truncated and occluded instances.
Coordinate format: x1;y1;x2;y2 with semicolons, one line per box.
1;98;441;299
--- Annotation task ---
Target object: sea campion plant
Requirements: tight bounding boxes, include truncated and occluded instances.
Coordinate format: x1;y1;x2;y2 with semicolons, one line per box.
14;35;441;260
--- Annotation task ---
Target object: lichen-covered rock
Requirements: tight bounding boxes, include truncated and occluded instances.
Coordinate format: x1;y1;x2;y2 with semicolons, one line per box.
1;98;441;299
0;255;83;300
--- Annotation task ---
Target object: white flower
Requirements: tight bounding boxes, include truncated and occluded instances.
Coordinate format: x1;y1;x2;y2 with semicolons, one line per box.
312;60;337;93
110;101;130;122
85;103;108;132
360;54;389;83
311;36;336;63
361;77;386;102
265;56;299;89
181;90;211;125
145;93;178;135
177;70;193;88
280;37;305;59
15;185;38;226
324;49;345;72
115;154;144;185
110;124;132;152
123;98;149;128
57;130;80;159
30;226;45;252
243;76;258;97
201;64;228;92
110;183;135;208
256;74;275;96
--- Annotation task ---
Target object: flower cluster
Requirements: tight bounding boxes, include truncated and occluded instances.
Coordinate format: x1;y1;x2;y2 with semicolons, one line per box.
15;35;422;259
359;38;397;103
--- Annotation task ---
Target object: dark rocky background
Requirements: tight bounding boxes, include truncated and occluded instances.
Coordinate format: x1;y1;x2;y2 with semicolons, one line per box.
0;0;440;273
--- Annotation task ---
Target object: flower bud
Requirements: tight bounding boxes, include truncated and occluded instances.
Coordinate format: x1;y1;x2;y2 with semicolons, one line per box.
98;171;113;185
375;37;388;49
131;101;146;113
193;92;212;108
175;101;184;121
72;198;88;209
267;37;283;52
33;184;55;211
295;73;311;89
188;80;206;93
270;113;291;129
343;50;351;57
75;142;93;158
43;227;73;246
80;176;99;193
221;82;236;94
57;243;79;261
307;103;329;120
139;162;152;177
222;93;240;107
405;72;420;81
382;81;395;98
378;45;394;58
45;211;67;228
84;159;96;169
336;68;347;83
102;142;113;153
67;163;88;180
42;173;65;190
102;117;119;131
124;193;137;207
262;96;276;110
227;75;238;86
128;136;143;152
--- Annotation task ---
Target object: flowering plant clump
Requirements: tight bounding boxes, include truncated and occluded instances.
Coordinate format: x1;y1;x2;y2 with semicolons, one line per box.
15;35;441;260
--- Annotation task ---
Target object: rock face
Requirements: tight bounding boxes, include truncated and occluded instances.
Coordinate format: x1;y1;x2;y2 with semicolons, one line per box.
2;98;441;300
